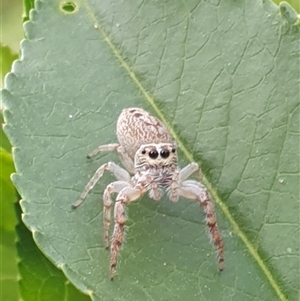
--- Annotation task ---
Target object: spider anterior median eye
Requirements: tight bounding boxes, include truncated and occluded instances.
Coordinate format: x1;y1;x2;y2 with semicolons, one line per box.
149;150;159;159
160;150;170;158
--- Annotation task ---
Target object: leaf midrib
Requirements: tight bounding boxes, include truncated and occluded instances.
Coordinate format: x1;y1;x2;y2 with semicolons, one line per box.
84;4;288;301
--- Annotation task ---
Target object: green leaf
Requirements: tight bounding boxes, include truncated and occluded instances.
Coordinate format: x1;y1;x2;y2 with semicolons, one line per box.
1;112;89;301
2;0;299;300
16;203;90;301
279;2;299;24
23;0;35;22
1;112;13;152
0;145;19;300
272;0;300;14
1;228;19;301
0;45;18;87
0;149;16;231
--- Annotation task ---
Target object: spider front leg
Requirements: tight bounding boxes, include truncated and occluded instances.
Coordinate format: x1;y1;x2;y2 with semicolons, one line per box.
72;162;131;208
110;186;145;280
103;181;131;248
178;180;224;271
87;143;135;174
86;143;120;158
169;163;199;202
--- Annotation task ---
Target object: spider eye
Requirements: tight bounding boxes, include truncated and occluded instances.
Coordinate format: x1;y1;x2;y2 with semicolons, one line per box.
160;150;170;158
171;148;176;153
149;150;159;159
141;150;146;155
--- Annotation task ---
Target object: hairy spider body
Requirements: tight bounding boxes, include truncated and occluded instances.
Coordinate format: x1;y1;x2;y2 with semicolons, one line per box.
72;108;224;280
133;143;178;202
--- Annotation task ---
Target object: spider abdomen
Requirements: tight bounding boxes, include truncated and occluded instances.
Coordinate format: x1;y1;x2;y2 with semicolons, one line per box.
117;108;172;160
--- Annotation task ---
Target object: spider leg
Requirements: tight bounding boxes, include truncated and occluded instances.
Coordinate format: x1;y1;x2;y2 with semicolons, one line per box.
110;186;145;280
103;181;131;248
87;143;120;158
169;170;180;202
72;162;131;208
178;180;224;271
179;162;202;182
87;143;135;174
116;146;135;174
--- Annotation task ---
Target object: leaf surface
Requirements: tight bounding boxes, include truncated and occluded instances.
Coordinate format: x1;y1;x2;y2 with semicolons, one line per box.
3;1;299;300
16;204;91;301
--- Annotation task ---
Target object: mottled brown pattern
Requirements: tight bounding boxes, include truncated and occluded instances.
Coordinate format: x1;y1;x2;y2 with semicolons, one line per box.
116;108;172;159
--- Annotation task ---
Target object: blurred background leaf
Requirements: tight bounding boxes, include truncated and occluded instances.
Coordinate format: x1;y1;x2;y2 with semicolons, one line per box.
0;45;18;89
0;147;19;301
1;0;23;52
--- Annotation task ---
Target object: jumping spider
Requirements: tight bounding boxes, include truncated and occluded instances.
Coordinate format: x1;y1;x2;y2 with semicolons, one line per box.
72;107;224;280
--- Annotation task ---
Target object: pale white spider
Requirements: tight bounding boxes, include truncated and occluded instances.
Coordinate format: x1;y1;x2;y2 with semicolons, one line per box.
72;108;224;280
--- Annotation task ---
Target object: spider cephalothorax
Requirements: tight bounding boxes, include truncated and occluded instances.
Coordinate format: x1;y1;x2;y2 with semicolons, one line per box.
135;143;177;168
72;108;224;280
133;143;178;201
